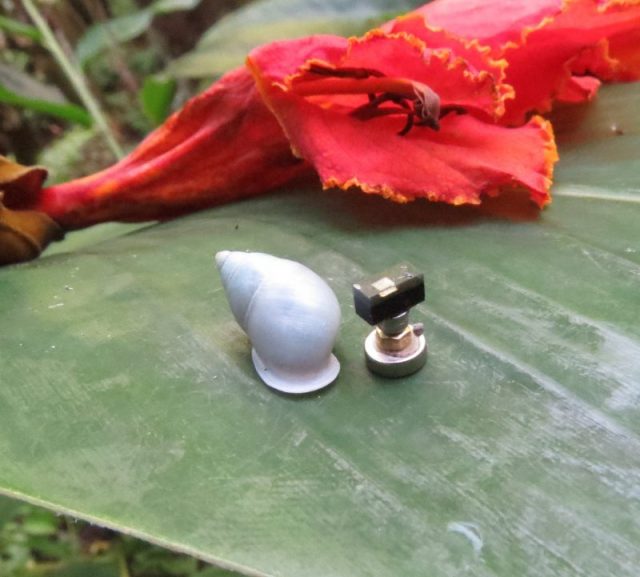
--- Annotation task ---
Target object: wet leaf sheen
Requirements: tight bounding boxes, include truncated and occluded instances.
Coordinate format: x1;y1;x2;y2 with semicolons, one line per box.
0;83;639;577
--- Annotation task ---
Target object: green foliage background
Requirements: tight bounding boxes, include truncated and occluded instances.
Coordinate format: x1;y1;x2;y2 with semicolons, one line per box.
1;1;639;577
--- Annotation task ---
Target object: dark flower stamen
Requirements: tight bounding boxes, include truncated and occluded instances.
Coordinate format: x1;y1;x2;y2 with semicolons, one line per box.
308;64;443;135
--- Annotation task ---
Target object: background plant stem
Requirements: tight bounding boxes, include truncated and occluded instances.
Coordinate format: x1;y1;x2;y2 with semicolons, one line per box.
21;0;124;160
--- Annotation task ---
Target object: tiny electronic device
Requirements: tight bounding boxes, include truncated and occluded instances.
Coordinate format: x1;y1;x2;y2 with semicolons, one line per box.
353;264;427;378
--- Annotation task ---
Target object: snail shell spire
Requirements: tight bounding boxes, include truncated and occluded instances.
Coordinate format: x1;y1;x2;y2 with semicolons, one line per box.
215;251;341;394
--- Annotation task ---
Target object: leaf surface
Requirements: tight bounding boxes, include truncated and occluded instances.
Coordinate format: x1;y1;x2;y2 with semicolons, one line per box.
0;82;639;577
140;75;177;127
76;0;203;65
0;15;42;42
0;64;91;126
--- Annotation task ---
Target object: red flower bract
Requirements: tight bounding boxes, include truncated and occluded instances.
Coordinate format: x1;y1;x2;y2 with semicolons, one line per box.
2;0;640;263
402;0;640;123
248;32;557;206
16;68;311;229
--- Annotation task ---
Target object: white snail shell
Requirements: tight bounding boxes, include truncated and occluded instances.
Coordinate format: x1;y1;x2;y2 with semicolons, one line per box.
215;251;341;394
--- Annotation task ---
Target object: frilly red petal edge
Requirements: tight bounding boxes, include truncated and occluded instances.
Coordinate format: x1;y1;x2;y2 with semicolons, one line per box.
3;0;640;268
248;31;557;208
410;0;640;123
318;115;556;209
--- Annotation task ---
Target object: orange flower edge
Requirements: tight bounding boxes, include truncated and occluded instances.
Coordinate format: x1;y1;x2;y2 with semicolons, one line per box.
248;34;557;207
409;0;640;123
3;0;639;256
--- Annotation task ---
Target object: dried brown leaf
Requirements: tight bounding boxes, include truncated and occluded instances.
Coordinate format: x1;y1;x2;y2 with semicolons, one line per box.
0;156;63;266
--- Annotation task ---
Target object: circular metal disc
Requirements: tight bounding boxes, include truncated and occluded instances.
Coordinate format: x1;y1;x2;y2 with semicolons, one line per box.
364;329;427;378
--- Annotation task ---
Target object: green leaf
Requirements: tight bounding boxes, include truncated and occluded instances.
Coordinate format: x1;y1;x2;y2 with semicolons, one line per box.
0;82;639;577
154;0;203;13
0;15;42;42
0;495;23;527
140;75;177;127
38;559;120;577
0;64;91;126
36;126;100;185
168;0;426;78
21;509;58;537
76;10;154;65
76;0;203;66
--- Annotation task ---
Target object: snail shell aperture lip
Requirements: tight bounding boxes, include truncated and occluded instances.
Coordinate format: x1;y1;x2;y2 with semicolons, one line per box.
215;251;341;394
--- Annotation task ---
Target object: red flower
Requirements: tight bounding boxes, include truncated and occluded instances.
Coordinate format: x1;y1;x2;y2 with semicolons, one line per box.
247;31;556;207
2;0;640;263
398;0;640;123
16;68;311;229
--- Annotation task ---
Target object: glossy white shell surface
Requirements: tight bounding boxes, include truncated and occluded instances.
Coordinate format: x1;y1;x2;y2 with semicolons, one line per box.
216;251;341;394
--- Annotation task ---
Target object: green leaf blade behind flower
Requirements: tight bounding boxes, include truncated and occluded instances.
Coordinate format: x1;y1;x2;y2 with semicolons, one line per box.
0;15;42;42
552;83;640;200
168;0;427;78
76;0;203;66
0;64;92;126
76;10;154;65
140;75;177;127
0;83;639;577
